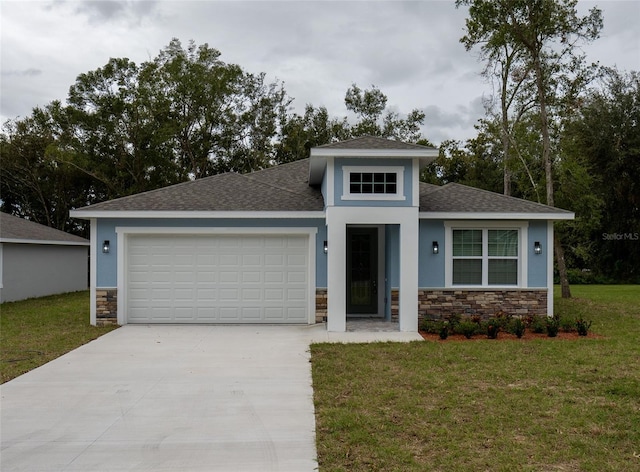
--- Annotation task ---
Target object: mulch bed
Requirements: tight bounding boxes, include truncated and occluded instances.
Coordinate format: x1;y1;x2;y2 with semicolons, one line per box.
419;330;605;342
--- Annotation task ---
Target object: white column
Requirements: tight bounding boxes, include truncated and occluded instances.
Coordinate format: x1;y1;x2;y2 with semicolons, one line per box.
327;215;347;332
547;222;554;317
399;212;419;332
89;218;97;326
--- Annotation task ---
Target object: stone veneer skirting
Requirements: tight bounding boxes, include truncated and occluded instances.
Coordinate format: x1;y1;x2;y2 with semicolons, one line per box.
391;288;548;322
96;287;544;326
418;289;548;320
96;289;118;326
315;289;328;323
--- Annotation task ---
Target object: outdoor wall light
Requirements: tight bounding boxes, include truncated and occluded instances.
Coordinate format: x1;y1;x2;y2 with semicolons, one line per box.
323;240;328;254
432;241;439;254
102;240;110;254
534;241;542;255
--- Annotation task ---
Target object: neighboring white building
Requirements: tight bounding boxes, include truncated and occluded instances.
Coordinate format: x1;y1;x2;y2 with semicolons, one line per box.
0;212;90;303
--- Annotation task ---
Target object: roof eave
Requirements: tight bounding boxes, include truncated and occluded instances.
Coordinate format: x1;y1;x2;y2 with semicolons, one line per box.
70;210;327;219
418;211;575;220
0;238;90;246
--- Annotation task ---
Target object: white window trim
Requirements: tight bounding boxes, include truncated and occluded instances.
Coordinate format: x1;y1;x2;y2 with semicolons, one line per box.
341;165;406;201
444;221;528;288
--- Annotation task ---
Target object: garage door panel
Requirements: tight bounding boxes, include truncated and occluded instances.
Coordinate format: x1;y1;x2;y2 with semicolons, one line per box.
126;234;309;324
242;271;261;283
242;254;263;266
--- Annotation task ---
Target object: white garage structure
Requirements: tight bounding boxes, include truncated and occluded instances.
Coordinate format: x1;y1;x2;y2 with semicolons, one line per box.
117;228;317;325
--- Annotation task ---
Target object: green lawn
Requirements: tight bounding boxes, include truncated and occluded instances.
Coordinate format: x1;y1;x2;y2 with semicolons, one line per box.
311;285;640;472
0;291;117;383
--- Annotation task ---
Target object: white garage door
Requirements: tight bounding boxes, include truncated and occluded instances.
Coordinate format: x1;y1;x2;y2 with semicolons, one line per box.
126;234;309;323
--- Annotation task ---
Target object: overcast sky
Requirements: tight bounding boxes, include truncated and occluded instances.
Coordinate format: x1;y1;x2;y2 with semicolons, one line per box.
1;0;638;144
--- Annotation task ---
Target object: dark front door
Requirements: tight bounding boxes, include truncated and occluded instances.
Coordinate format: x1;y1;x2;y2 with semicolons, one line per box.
346;227;378;315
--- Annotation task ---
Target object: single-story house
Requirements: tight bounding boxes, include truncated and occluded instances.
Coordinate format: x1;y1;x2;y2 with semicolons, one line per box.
70;136;573;331
0;212;90;303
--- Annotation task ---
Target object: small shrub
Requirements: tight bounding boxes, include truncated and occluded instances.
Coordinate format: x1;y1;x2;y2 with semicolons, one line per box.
485;320;500;339
458;320;478;339
470;314;482;325
438;322;449;340
576;318;592;336
445;313;462;331
527;315;547;334
509;318;526;338
546;315;560;337
420;319;440;334
493;310;511;329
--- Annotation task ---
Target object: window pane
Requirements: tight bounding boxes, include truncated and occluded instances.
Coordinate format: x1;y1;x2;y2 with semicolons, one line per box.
374;183;385;193
350;173;362;184
488;230;518;256
488;259;518;285
362;173;373;183
386;173;397;183
453;230;482;256
386;183;396;194
453;259;482;284
374;173;385;183
362;183;373;193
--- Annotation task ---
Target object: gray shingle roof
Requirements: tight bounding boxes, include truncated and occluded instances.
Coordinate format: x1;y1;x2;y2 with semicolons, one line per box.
71;155;571;216
0;212;89;244
419;182;572;215
317;135;436;151
73;159;324;213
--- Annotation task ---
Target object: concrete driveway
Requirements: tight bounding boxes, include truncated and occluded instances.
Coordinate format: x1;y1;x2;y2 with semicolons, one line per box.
1;324;421;471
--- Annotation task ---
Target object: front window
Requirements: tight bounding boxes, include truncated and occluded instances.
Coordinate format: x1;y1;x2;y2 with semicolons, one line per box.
452;228;519;285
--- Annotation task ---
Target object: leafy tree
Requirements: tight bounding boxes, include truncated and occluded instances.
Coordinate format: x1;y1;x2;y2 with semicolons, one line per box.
562;69;640;281
345;84;425;142
421;138;502;191
274;105;350;164
0;105;91;234
457;0;603;297
275;84;427;163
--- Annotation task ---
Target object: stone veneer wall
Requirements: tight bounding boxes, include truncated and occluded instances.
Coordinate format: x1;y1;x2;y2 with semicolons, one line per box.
96;289;118;326
419;289;548;320
315;289;328;323
391;289;548;322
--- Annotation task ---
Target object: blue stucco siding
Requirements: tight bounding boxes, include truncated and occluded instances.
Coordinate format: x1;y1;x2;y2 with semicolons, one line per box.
527;220;548;287
419;220;446;287
333;158;413;207
96;218;327;288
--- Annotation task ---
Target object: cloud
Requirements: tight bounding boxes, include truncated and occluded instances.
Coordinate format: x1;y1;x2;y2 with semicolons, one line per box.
1;68;43;77
71;0;161;25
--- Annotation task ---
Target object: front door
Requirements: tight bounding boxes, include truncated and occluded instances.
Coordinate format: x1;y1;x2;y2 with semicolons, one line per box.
346;227;378;315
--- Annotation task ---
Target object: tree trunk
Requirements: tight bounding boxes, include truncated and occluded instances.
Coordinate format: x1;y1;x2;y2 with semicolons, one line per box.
533;54;571;298
554;231;572;298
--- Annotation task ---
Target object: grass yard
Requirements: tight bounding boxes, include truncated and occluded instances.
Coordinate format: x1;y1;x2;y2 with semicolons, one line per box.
0;291;117;383
311;285;640;472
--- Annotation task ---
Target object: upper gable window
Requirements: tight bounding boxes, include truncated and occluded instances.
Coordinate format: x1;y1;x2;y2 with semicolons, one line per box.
342;166;405;201
349;172;397;194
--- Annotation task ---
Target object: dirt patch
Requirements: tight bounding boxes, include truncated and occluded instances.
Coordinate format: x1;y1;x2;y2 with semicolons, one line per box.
419;330;605;342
